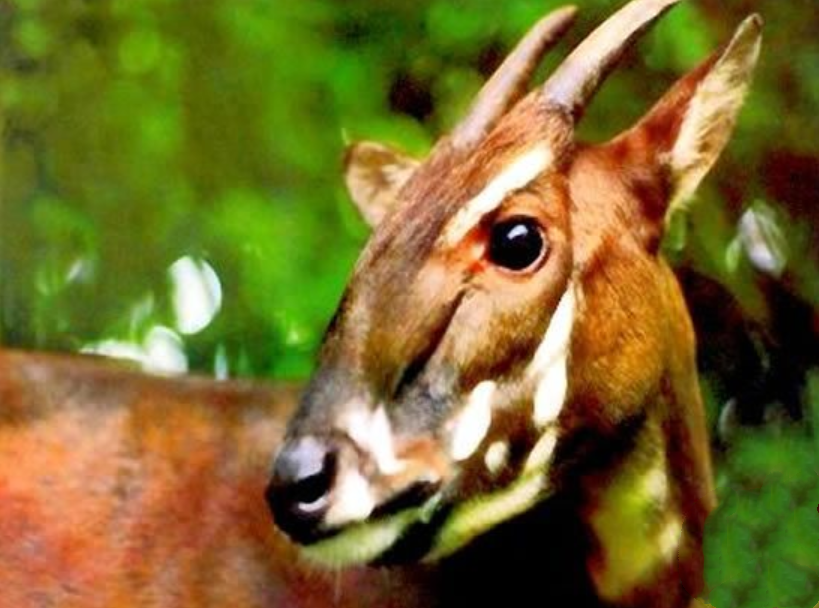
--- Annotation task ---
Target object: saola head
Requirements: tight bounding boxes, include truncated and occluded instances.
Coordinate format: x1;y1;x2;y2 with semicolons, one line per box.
267;0;761;569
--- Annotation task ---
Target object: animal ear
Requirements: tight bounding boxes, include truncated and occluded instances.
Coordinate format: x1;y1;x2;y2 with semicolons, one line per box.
618;15;762;217
343;141;420;228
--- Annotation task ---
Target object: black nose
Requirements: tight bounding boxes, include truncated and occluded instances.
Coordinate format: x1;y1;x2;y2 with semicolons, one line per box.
266;436;338;544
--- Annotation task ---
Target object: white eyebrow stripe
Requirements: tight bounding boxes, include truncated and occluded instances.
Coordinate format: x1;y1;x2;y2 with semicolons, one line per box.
442;144;554;245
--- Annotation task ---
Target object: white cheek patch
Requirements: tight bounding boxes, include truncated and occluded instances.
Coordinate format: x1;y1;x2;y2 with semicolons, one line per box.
449;380;496;461
528;284;576;428
344;405;404;476
484;440;510;476
323;468;377;527
443;144;554;246
426;283;575;561
303;504;428;568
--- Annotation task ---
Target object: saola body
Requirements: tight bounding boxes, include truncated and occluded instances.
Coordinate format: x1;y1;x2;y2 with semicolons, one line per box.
0;351;438;608
0;1;761;607
0;350;693;607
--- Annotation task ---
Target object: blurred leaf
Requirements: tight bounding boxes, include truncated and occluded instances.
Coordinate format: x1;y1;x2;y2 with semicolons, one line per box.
738;200;789;279
118;27;163;75
14;16;52;59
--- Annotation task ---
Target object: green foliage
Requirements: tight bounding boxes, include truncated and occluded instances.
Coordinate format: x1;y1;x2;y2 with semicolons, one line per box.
2;0;817;375
704;422;818;607
1;1;817;605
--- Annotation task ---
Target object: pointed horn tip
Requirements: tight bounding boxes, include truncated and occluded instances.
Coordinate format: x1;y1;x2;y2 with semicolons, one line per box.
540;0;685;121
729;14;764;49
740;13;764;34
643;0;685;18
548;5;579;22
636;0;684;13
448;4;580;152
530;5;579;37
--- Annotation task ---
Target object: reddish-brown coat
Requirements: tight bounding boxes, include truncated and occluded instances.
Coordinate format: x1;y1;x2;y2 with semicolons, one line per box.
0;351;434;608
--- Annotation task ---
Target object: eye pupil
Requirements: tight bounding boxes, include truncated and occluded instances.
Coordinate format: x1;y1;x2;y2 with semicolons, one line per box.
488;217;545;271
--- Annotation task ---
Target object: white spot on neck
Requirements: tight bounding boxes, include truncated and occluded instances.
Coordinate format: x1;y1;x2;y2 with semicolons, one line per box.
449;380;496;461
528;284;576;428
443;145;554;245
657;517;683;562
640;464;669;506
484;440;510;476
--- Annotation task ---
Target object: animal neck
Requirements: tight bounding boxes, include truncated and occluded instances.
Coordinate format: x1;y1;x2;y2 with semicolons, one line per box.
581;413;702;607
551;247;714;606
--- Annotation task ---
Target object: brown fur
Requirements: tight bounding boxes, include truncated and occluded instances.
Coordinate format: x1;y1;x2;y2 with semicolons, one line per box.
0;348;707;608
0;351;435;608
565;143;715;605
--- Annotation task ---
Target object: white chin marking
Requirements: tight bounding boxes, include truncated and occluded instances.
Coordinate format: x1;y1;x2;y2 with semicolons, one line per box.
429;469;548;561
302;508;424;568
449;380;496;461
443;145;554;245
323;469;376;527
528;284;576;428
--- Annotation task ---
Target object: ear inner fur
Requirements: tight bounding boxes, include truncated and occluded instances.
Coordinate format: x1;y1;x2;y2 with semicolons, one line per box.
668;15;763;214
343;142;420;228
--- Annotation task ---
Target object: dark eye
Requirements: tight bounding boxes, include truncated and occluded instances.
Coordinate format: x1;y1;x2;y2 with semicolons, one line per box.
488;217;546;271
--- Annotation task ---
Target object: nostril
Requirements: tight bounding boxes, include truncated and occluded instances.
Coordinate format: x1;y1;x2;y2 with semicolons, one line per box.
266;436;338;543
287;453;336;512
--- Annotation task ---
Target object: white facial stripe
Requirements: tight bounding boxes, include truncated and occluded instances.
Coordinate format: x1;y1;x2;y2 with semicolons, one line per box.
344;406;403;476
528;284;576;428
534;362;569;428
449;380;496;461
484;440;510;476
443;145;554;245
368;406;403;474
324;469;376;527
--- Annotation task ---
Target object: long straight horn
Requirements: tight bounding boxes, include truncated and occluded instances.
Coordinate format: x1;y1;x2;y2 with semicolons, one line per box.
450;6;578;150
542;0;682;121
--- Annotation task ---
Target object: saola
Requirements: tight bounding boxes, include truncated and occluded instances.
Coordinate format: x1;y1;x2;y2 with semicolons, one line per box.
268;0;762;605
0;1;761;607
